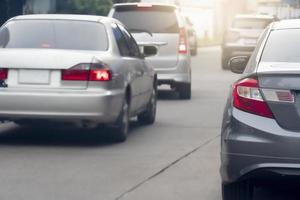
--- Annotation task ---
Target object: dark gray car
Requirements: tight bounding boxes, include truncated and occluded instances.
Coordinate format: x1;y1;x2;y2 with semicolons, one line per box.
221;19;300;199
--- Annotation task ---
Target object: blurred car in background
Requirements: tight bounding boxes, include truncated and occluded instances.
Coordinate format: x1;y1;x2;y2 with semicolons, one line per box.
109;3;192;100
221;14;275;70
221;19;300;199
185;16;198;56
0;14;158;142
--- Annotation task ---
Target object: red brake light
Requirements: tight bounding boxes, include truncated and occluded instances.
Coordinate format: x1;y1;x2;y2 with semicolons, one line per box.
89;69;111;81
178;28;188;54
62;64;111;82
0;69;8;80
233;77;274;118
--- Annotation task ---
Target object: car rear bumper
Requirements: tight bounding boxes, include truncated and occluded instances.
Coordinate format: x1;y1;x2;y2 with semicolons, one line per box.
221;108;300;184
157;73;190;85
0;89;124;124
156;56;191;85
222;45;255;58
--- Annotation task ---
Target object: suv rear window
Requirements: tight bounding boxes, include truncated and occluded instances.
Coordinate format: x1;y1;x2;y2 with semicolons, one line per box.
112;6;179;33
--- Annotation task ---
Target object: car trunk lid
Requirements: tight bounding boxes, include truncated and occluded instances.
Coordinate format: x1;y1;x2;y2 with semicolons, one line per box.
258;62;300;131
133;33;179;69
0;49;104;90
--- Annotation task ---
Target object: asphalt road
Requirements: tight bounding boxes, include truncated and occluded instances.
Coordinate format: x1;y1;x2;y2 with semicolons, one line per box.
0;47;298;200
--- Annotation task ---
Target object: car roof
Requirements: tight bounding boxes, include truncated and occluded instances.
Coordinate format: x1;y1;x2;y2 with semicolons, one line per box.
235;14;274;20
11;14;120;24
113;2;177;9
272;19;300;30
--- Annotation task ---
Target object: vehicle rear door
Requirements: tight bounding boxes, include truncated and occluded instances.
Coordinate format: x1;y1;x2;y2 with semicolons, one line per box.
110;5;181;70
0;19;109;91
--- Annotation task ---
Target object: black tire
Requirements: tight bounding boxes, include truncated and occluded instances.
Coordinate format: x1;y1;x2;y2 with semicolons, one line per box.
222;181;254;200
222;56;230;70
178;83;191;100
138;87;157;125
191;48;197;56
110;99;130;143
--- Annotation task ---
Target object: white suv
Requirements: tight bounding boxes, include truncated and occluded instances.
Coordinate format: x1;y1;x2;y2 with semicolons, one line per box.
109;3;192;99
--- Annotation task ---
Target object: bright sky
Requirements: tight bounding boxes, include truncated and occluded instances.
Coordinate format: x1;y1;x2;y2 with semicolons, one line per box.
141;0;218;38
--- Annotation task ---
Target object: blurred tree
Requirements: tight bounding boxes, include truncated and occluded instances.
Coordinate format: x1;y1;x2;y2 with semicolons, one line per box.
0;0;24;25
0;0;8;25
57;0;113;15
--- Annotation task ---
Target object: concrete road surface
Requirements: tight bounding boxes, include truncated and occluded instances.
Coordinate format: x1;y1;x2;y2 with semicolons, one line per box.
0;47;298;200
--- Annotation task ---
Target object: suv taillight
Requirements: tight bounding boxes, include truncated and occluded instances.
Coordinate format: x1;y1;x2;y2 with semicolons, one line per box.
62;63;111;81
233;77;273;118
178;28;188;54
226;30;240;43
0;69;8;80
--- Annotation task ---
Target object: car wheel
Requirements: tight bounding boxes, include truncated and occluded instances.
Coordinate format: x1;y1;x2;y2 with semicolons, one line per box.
222;181;254;200
191;48;197;56
138;87;157;125
178;82;191;100
222;54;230;70
111;99;130;143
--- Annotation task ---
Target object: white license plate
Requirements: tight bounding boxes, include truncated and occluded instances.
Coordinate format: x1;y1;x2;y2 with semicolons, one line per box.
244;39;257;45
19;69;50;84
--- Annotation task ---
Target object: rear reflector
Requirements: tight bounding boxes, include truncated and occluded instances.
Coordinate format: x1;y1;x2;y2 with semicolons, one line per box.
0;69;8;80
62;63;111;82
178;28;188;54
233;77;274;118
262;89;295;103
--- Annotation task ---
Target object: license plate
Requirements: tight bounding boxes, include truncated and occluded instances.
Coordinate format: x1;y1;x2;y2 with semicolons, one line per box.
244;39;257;45
19;69;50;84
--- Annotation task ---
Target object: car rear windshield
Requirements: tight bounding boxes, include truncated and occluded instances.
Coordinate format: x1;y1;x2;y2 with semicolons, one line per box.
261;29;300;63
233;18;272;29
112;6;179;33
0;20;108;51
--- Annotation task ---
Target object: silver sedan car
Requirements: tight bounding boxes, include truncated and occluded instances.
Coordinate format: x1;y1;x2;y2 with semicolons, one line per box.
0;14;158;142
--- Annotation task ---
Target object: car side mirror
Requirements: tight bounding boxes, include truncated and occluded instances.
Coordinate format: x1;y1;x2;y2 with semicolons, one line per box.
143;46;158;57
229;56;249;74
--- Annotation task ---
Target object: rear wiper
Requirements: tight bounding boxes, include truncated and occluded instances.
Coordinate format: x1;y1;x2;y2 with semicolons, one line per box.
129;29;153;37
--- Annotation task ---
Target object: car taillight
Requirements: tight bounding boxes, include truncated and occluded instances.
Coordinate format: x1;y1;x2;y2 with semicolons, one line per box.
62;63;111;82
226;30;240;42
178;28;188;54
0;69;8;80
89;69;111;81
233;77;274;118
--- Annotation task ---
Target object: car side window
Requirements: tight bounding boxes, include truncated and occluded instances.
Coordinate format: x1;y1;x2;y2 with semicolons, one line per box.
118;24;141;58
244;27;269;73
112;23;131;57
